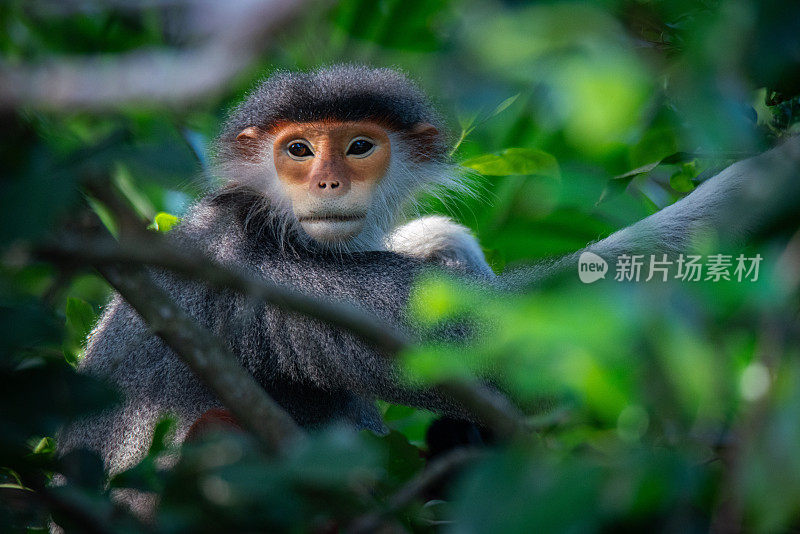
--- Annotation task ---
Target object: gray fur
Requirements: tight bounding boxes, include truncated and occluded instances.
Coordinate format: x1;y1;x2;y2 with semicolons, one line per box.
59;190;480;480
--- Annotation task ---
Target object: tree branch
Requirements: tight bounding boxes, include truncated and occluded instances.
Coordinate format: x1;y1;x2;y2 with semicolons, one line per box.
38;177;531;441
0;0;308;110
438;380;528;440
37;233;530;439
38;234;411;355
99;263;304;454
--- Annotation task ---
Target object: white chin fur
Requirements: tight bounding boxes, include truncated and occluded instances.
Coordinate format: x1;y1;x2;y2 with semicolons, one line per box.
300;219;366;243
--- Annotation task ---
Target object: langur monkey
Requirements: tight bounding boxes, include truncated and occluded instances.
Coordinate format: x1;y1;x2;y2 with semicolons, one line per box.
59;65;494;491
58;65;800;518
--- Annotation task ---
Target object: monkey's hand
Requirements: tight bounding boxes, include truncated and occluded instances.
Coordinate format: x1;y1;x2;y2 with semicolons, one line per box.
185;409;243;442
386;215;495;277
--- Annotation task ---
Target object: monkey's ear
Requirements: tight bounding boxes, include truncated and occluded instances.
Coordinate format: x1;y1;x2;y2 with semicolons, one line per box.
236;126;261;142
411;122;439;139
235;126;263;158
408;122;442;162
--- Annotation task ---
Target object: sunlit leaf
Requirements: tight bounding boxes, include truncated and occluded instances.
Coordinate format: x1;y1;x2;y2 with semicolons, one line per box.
32;436;56;457
65;298;96;349
462;148;559;178
487;94;520;120
113;164;156;220
149;212;181;233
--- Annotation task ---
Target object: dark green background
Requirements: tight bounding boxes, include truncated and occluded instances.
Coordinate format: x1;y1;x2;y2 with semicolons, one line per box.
2;0;800;532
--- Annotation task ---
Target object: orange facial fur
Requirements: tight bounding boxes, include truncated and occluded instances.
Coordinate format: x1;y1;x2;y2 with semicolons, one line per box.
256;120;393;243
272;121;391;188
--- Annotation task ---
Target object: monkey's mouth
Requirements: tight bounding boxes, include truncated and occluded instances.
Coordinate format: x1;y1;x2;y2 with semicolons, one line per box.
298;213;368;242
298;214;366;223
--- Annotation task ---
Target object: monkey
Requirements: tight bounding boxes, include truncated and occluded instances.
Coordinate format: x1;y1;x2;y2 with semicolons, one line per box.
56;65;800;520
57;66;494;488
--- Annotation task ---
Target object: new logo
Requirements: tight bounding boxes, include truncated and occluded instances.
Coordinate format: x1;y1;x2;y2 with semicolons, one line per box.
578;252;608;283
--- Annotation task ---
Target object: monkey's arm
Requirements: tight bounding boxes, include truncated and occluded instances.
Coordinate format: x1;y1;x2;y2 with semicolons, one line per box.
165;194;474;419
509;136;800;287
387;215;495;277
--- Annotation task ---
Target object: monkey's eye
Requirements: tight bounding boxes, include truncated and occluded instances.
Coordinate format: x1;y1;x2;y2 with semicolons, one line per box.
287;141;313;159
346;138;375;157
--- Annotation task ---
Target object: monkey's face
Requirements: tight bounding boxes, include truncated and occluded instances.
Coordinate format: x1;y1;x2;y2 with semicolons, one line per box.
267;121;391;243
234;117;440;248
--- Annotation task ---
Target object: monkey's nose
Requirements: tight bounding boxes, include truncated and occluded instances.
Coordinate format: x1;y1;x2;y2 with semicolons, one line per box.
311;177;350;196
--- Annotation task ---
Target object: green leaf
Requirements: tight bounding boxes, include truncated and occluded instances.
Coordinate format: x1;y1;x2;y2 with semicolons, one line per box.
597;152;697;205
364;430;424;486
113;165;156;220
330;0;448;52
63;348;78;368
452;95;520;155
669;162;698;193
486;93;520;120
32;436;56;457
148;417;177;456
382;404;437;446
86;196;118;238
462;148;559;178
110;417;175;493
613;160;661;181
1;364;120;446
59;449;106;491
661;152;698;165
457;111;480;132
149;212;180;233
65;298;96;349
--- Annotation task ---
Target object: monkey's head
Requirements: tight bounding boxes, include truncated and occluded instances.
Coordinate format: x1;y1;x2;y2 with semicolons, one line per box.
214;65;458;251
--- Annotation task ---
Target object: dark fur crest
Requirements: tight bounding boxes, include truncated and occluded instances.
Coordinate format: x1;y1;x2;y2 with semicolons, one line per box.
217;64;448;159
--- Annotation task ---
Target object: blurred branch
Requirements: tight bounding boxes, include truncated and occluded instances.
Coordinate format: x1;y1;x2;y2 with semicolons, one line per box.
776;227;800;294
0;0;308;110
38;489;115;534
509;135;800;290
38;233;412;355
42;175;306;453
346;447;485;534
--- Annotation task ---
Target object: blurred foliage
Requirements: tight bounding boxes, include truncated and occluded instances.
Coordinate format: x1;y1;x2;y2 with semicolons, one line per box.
1;0;799;532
